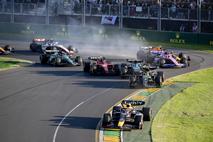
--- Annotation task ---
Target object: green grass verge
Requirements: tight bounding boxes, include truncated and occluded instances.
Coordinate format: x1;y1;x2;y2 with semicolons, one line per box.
0;57;32;70
123;83;192;142
152;67;213;142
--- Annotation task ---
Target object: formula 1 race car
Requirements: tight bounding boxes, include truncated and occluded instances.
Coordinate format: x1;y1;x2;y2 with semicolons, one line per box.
102;100;152;130
0;44;15;55
149;46;165;55
83;56;120;75
40;44;82;66
128;63;164;88
30;38;46;52
137;46;190;68
155;52;191;68
119;60;157;79
30;38;59;52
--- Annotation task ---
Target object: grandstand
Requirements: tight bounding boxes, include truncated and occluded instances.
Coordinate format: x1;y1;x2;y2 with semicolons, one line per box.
0;0;213;33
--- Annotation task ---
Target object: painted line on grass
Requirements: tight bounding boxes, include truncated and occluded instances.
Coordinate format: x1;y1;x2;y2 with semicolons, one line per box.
53;88;112;142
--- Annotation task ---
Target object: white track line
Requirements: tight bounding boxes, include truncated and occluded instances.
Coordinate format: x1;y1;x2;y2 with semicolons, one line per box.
53;88;112;142
99;130;104;142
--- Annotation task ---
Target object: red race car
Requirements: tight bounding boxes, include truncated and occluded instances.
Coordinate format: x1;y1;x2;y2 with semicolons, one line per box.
83;56;120;75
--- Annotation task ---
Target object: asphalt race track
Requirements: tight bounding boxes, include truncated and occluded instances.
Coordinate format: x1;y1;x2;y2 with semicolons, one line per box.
0;41;212;142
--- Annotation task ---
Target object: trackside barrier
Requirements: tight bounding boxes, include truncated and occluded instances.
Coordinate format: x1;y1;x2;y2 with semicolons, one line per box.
0;23;213;46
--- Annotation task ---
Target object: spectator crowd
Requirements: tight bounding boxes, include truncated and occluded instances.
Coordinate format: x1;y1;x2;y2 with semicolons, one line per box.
0;0;212;33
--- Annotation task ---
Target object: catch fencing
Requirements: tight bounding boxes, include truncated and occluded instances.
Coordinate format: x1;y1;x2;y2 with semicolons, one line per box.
0;1;213;33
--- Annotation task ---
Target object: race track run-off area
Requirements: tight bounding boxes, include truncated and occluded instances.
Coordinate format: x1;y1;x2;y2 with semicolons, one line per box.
0;41;212;142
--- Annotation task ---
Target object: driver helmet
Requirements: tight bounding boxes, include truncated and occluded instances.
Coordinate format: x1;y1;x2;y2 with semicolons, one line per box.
126;103;132;108
68;45;78;53
123;103;132;109
68;45;74;51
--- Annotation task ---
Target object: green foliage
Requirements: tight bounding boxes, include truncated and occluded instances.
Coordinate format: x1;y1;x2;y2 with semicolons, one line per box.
0;57;31;70
152;68;213;142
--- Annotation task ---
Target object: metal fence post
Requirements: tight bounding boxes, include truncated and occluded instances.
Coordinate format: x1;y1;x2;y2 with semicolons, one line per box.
119;0;123;29
82;0;86;27
45;0;49;25
168;7;170;18
109;5;111;15
11;0;14;23
198;0;201;33
157;0;161;31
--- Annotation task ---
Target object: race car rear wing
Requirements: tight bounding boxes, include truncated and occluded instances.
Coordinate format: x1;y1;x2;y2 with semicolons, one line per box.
126;59;143;63
88;56;105;60
121;100;145;106
44;49;59;53
33;38;46;42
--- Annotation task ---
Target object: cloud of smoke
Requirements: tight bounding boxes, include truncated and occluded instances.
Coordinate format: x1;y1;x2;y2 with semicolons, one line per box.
65;26;146;59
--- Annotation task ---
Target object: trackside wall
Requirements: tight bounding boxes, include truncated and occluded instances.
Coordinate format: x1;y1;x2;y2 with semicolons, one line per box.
0;23;212;46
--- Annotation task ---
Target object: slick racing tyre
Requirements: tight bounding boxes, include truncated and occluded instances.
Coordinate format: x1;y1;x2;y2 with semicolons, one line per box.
75;56;83;66
134;115;143;129
159;58;166;67
30;44;36;52
102;113;112;127
40;54;48;64
139;75;145;88
178;52;184;58
4;45;14;53
113;64;121;75
55;57;62;66
90;63;97;75
129;75;137;88
157;71;164;82
83;62;90;72
142;107;152;121
155;73;163;87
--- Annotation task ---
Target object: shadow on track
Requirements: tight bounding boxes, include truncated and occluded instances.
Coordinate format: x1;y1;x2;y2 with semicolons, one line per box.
35;70;83;76
49;116;101;130
10;50;40;62
35;70;129;86
14;50;40;56
0;50;38;58
31;63;125;80
29;63;83;68
71;79;129;89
